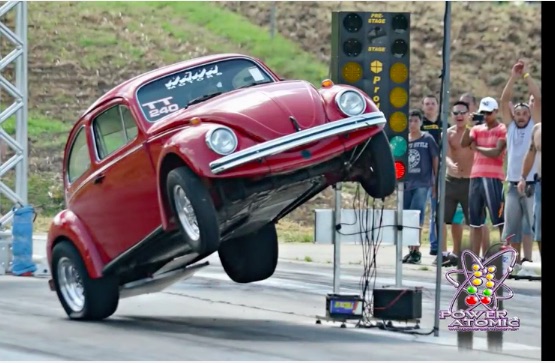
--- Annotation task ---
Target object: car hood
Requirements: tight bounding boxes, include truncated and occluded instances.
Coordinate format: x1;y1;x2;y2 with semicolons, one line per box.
162;80;329;141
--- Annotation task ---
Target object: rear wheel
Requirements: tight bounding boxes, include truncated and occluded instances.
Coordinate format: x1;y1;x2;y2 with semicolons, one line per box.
357;130;396;198
52;240;119;320
166;166;220;256
218;223;279;283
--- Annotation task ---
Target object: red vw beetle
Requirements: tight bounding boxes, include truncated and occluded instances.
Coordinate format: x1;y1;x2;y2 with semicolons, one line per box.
46;53;396;320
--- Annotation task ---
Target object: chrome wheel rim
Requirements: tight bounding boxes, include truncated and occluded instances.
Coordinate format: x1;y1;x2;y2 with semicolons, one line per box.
173;185;200;241
57;257;85;312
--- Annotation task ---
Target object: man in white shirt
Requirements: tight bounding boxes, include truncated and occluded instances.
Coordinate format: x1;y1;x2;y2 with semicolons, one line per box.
499;60;541;264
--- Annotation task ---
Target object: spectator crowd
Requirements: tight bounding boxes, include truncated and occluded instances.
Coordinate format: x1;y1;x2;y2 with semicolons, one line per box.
401;59;541;278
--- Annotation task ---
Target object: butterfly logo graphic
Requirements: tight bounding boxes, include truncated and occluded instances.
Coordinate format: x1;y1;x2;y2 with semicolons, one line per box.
445;247;517;312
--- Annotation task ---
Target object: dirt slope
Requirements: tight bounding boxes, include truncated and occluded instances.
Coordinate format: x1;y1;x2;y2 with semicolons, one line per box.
0;2;542;223
219;1;541;106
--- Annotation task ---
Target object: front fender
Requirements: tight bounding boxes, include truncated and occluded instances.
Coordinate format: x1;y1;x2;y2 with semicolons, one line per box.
155;123;269;230
319;84;381;123
47;210;106;279
157;123;223;178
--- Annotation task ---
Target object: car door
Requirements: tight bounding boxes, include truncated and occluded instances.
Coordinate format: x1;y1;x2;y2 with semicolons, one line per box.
65;123;95;216
81;101;161;260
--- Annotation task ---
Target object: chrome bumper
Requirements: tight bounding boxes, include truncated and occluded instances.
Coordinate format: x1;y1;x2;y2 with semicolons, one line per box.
209;111;387;175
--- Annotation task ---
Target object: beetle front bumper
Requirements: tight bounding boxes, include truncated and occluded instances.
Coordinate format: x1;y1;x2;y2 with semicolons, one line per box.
209;111;387;175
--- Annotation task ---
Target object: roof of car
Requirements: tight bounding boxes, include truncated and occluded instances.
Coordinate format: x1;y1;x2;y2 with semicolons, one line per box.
80;53;260;119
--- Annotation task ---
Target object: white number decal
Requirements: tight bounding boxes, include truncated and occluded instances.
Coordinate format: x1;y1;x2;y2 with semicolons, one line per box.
143;97;180;118
149;103;178;118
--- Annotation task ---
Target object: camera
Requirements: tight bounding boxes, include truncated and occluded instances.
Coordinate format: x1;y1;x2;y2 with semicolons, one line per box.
472;113;484;124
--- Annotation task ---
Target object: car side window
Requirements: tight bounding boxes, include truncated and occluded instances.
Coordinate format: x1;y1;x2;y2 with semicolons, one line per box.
93;105;138;160
120;106;138;140
67;127;91;183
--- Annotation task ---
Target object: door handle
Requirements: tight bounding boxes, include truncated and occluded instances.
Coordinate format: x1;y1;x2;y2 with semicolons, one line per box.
93;173;105;184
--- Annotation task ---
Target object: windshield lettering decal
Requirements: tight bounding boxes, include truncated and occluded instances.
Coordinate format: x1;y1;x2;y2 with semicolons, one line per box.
141;96;180;118
248;67;265;82
165;65;223;90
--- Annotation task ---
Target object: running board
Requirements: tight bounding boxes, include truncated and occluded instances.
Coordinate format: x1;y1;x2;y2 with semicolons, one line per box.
119;261;209;299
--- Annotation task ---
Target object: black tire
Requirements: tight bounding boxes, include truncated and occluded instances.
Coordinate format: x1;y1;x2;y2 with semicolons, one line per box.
51;240;119;320
357;130;396;199
166;166;220;255
218;223;278;283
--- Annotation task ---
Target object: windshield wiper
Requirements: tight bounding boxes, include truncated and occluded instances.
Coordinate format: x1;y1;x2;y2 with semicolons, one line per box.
186;92;223;108
237;80;273;90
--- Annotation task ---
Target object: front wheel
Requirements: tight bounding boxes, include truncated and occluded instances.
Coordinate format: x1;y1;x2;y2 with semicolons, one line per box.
52;240;119;320
356;130;396;199
166;166;220;256
218;223;279;283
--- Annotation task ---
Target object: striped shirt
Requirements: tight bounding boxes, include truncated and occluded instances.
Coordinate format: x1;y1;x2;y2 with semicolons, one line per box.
469;122;507;180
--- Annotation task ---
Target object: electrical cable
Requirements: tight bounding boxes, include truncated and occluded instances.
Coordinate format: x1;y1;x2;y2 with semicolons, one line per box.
334;183;437;335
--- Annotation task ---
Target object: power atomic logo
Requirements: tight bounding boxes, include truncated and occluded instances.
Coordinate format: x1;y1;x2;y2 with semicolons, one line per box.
439;248;520;332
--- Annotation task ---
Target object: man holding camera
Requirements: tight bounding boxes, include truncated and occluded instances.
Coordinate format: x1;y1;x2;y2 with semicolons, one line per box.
461;97;507;255
458;93;491;255
500;60;541;265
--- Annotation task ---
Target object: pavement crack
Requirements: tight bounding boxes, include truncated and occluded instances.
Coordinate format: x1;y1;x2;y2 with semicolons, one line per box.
163;291;314;319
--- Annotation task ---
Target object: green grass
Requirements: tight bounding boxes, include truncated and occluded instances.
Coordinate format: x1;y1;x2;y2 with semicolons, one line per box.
84;1;328;86
3;1;330;221
1;114;70;137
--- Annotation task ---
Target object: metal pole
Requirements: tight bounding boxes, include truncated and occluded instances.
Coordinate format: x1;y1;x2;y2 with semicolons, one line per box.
0;1;28;222
15;1;27;205
269;2;276;39
332;183;342;293
395;182;403;287
433;0;452;337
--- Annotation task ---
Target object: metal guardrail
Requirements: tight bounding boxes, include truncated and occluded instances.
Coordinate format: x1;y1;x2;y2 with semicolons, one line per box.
313;208;421;246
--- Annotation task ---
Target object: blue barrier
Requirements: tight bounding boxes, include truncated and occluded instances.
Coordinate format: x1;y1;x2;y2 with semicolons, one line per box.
11;205;37;276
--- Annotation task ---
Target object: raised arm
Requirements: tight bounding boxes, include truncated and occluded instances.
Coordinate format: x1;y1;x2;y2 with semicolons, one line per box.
500;62;522;125
461;125;473;148
523;65;541;123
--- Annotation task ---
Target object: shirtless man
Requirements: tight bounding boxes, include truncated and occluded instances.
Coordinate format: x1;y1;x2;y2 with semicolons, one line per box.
439;101;474;266
459;93;491;254
518;122;541;257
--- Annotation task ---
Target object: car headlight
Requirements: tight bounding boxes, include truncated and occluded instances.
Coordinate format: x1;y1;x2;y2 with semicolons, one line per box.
206;127;238;155
336;90;366;117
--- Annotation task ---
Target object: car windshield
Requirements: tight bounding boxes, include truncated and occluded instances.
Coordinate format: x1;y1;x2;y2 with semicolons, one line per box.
136;58;274;123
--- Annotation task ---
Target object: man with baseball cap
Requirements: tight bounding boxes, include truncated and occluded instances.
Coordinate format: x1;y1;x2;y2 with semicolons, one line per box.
461;96;507;255
500;60;542;267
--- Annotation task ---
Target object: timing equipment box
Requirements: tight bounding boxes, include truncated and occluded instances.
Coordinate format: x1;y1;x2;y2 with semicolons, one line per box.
372;287;422;320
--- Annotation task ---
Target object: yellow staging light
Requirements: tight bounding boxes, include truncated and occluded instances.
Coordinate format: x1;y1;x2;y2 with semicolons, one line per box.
390;87;408;108
370;60;383;74
390;62;408;84
389;111;408;132
341;62;363;83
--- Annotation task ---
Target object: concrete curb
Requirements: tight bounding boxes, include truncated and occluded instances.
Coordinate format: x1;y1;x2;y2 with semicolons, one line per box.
20;235;542;279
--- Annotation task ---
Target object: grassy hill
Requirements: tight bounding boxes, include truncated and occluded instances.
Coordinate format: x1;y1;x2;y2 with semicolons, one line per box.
0;1;541;240
219;1;541;106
